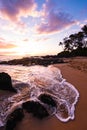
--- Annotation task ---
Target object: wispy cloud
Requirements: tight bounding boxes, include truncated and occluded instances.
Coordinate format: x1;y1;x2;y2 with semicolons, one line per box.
0;43;17;49
36;0;76;34
23;38;29;42
75;19;87;28
35;37;50;42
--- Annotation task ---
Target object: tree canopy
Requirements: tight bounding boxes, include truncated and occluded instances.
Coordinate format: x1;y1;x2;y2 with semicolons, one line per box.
59;24;87;52
58;24;87;57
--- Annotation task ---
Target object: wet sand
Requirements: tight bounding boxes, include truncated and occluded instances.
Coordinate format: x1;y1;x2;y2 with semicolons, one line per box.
16;63;87;130
0;63;87;130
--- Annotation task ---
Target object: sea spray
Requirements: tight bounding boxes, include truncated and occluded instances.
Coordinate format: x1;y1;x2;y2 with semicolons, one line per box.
0;65;79;127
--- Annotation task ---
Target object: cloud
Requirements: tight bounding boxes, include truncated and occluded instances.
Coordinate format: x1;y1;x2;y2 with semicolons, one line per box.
0;37;5;41
0;37;17;49
0;0;37;21
35;37;50;42
23;38;29;42
78;19;87;27
36;0;76;34
0;43;17;49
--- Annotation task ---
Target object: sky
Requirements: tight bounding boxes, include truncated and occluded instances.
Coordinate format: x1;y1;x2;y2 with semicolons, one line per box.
0;0;87;57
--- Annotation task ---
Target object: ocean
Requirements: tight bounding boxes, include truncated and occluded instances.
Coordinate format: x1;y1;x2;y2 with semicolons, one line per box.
0;62;79;127
0;55;24;62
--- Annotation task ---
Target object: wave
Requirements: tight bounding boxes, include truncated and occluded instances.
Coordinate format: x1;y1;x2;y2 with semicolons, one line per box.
0;65;79;127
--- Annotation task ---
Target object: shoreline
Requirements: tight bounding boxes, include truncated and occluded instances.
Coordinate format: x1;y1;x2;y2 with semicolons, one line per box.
15;63;87;130
0;62;87;130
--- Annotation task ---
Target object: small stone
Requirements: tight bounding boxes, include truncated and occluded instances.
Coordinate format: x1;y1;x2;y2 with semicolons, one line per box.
5;108;24;130
22;101;49;119
38;93;57;107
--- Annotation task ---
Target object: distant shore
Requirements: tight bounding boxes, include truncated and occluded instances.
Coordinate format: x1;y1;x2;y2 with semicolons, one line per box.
0;56;87;71
0;55;65;66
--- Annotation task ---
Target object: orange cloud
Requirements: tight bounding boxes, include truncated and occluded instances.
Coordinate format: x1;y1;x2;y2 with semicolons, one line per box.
0;43;17;49
0;37;17;49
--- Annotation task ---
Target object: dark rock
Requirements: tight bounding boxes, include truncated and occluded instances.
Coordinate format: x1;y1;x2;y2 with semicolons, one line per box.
0;56;65;66
38;94;57;107
22;101;49;119
5;108;24;130
0;72;17;92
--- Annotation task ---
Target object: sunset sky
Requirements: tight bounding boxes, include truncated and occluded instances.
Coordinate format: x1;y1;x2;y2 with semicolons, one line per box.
0;0;87;56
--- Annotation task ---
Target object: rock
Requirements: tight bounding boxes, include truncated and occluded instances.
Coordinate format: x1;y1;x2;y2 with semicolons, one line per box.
38;93;57;107
22;101;49;119
0;72;17;92
5;108;24;130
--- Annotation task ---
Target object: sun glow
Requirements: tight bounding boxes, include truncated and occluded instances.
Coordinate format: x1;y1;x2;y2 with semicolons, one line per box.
13;41;44;56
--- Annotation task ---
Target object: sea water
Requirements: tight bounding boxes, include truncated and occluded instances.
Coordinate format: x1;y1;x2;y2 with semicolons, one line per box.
0;65;79;127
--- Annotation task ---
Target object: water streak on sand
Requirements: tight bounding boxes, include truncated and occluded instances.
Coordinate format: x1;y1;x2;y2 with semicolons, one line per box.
0;65;79;127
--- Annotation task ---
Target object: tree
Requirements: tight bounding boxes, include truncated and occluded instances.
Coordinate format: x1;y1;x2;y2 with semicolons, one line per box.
81;25;87;48
75;31;84;49
59;24;87;52
82;25;87;35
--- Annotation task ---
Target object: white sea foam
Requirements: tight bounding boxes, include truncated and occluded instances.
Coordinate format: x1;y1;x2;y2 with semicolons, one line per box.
0;65;79;127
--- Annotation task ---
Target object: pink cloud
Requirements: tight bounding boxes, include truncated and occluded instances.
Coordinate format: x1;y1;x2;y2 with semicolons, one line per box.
0;0;37;21
36;0;76;34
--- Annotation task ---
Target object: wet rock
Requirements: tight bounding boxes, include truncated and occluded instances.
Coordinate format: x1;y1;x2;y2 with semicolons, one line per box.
22;101;49;119
38;93;57;107
5;108;24;130
0;72;17;92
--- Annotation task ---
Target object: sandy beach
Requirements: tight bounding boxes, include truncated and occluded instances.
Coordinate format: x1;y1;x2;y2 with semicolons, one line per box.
0;60;87;130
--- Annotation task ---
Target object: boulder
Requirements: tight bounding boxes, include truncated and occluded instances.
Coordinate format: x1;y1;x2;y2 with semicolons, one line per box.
5;108;24;130
23;101;49;119
0;72;17;92
38;93;57;107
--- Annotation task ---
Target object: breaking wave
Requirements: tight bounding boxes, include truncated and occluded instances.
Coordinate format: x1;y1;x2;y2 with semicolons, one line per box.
0;65;79;127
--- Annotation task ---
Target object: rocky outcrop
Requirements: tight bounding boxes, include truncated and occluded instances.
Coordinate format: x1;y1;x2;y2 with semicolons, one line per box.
22;101;49;119
5;108;24;130
0;72;17;92
38;94;57;107
0;56;64;66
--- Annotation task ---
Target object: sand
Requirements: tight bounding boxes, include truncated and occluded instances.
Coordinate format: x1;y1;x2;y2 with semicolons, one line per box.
68;57;87;73
0;62;87;130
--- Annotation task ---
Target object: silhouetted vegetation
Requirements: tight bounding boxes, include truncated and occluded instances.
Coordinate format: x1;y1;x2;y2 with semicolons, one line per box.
58;24;87;57
58;48;87;58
